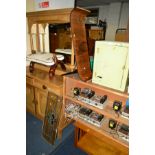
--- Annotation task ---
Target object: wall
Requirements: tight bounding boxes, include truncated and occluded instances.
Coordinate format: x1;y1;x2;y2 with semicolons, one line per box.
85;2;129;41
98;5;109;21
35;0;75;11
119;2;129;28
26;0;36;55
26;0;35;12
105;2;122;40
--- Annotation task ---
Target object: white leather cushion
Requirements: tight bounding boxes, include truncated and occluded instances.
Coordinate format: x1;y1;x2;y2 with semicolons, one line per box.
26;53;64;66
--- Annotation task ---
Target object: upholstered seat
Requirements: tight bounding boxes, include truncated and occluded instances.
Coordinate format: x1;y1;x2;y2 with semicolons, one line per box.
26;53;64;66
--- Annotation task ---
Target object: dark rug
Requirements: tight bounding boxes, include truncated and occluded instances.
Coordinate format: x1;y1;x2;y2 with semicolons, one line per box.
50;132;88;155
26;112;74;155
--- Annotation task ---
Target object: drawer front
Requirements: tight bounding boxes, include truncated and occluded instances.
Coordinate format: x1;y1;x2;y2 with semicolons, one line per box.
34;79;63;96
26;76;34;85
48;87;63;96
34;79;47;91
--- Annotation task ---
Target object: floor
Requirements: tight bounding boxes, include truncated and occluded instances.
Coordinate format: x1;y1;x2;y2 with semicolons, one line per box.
26;112;87;155
50;132;87;155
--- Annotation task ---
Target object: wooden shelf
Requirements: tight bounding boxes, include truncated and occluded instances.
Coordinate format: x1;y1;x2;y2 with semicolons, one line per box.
64;95;128;126
63;73;129;154
55;49;72;55
74;118;129;148
65;74;128;98
64;110;129;148
77;133;128;155
65;74;128;106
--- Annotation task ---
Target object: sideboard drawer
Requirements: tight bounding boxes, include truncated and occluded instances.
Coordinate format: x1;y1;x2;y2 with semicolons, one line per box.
26;76;34;85
33;79;47;91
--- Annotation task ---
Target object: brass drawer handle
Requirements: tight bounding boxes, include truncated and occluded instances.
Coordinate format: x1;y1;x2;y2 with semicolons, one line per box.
42;85;47;89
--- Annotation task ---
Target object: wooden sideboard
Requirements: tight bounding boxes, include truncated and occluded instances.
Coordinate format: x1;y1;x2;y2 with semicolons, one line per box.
26;66;73;138
26;67;63;120
26;7;91;140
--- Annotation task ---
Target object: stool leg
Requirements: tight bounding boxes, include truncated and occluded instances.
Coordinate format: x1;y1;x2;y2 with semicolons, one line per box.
29;61;35;73
49;64;57;79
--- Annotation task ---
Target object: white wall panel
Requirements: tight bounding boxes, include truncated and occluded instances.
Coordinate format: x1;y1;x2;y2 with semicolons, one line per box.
98;5;109;21
26;0;35;12
119;2;129;28
105;2;121;40
35;0;75;11
87;2;129;40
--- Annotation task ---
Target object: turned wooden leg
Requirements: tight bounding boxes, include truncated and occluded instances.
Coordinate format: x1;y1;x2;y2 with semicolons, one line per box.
29;61;35;73
58;60;66;71
49;65;57;79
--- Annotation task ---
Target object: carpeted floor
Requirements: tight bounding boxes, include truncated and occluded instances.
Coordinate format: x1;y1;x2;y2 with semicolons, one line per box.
26;112;87;155
50;131;87;155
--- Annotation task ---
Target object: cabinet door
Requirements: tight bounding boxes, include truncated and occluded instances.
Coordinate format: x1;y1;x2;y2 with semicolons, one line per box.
35;88;48;120
26;84;35;115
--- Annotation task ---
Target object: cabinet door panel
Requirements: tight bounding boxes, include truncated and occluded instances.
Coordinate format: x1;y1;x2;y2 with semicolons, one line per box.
26;84;35;115
35;88;48;120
